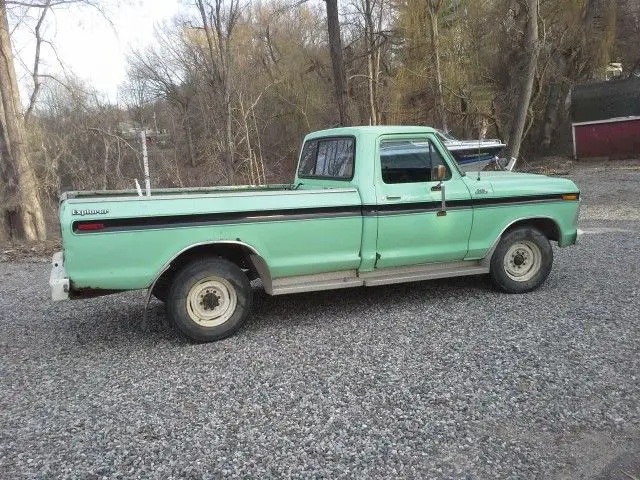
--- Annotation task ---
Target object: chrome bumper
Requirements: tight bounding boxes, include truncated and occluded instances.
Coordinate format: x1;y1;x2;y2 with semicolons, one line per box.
50;251;70;301
575;228;583;245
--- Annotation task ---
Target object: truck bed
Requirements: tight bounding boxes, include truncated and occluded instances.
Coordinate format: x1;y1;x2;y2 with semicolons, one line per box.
58;184;364;290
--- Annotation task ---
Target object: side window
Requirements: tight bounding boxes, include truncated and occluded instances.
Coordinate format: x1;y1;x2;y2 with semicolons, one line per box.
297;137;355;180
380;139;451;184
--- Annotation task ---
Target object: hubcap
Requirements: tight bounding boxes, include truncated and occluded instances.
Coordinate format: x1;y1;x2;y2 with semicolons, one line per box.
186;276;237;327
503;240;541;282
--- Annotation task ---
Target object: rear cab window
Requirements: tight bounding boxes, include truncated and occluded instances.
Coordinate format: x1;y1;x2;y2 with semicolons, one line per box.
298;137;355;180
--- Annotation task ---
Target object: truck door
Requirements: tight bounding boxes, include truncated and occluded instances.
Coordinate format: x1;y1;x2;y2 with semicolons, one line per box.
373;135;473;269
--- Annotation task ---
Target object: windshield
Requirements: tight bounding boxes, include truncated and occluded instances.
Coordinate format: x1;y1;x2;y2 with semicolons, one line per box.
431;135;465;177
436;129;458;142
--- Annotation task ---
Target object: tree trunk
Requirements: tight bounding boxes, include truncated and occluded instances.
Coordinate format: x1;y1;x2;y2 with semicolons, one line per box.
541;82;562;149
367;44;377;125
0;3;46;241
427;0;447;131
224;89;235;184
505;0;539;170
364;0;378;125
102;137;109;190
196;0;238;185
326;0;350;126
184;117;196;168
0;97;17;242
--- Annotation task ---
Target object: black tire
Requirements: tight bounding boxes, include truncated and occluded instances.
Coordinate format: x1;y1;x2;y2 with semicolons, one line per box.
166;257;252;342
490;226;553;293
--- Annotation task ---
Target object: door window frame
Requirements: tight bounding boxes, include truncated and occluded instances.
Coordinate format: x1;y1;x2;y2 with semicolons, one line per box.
375;133;463;186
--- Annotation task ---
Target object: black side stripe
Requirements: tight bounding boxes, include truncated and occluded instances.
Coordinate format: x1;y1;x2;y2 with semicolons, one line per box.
73;192;578;233
73;205;361;233
471;193;576;207
364;193;578;215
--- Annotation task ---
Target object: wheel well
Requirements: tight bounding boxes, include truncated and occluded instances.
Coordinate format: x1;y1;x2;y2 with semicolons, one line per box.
504;218;560;242
153;243;267;292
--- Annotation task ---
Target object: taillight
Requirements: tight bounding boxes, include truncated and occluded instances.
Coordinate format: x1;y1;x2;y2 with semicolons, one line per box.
77;223;105;231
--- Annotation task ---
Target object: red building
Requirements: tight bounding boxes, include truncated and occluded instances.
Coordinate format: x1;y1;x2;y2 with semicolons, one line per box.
571;78;640;159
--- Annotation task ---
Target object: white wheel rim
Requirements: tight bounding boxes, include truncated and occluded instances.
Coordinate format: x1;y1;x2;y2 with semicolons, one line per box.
503;240;541;282
186;276;238;327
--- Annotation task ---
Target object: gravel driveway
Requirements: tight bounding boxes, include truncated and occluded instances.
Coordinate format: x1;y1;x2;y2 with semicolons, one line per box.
1;162;639;479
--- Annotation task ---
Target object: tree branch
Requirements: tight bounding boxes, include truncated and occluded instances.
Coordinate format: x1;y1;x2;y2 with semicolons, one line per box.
6;0;90;8
24;0;50;122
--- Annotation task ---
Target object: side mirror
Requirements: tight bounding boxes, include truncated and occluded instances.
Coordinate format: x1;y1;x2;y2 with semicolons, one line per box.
430;164;447;216
432;164;447;182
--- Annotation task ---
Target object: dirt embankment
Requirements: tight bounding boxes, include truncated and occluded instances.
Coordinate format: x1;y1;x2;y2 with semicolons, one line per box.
0;240;61;263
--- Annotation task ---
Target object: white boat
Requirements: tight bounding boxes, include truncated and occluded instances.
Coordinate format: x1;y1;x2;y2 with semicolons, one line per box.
436;130;506;172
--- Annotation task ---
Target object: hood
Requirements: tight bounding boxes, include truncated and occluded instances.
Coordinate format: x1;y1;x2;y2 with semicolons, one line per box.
463;171;579;198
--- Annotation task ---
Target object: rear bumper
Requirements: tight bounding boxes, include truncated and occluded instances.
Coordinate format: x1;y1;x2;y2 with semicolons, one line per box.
50;251;70;301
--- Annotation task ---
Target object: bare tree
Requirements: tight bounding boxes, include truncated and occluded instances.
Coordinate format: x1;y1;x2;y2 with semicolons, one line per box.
326;0;350;126
359;0;385;125
195;0;241;184
24;0;51;121
127;33;199;168
0;0;46;240
505;0;539;168
0;0;110;240
426;0;446;131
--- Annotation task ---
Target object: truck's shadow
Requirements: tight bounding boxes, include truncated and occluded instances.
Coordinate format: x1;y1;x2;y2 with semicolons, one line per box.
73;275;494;347
244;274;494;334
70;297;182;347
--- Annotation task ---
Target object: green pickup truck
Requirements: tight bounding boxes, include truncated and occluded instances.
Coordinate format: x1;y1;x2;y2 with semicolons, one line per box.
50;126;580;342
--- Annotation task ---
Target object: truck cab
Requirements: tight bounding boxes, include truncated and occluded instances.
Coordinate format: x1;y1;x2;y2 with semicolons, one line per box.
293;126;578;271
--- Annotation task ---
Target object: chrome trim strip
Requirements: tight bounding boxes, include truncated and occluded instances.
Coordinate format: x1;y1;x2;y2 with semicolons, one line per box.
64;187;358;204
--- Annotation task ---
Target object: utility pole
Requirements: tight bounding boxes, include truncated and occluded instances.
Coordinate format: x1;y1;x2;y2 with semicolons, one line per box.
140;130;151;196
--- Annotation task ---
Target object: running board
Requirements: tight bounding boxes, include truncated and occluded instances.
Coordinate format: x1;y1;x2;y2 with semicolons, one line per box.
270;261;489;295
359;261;488;287
271;270;362;295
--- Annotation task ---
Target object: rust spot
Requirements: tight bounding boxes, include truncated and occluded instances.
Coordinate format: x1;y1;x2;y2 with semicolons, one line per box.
70;288;125;300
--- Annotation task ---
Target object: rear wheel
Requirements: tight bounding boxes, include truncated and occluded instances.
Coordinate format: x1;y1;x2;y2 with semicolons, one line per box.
166;257;252;342
490;227;553;293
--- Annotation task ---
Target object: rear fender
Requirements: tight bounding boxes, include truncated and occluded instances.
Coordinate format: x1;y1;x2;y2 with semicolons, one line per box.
150;240;273;293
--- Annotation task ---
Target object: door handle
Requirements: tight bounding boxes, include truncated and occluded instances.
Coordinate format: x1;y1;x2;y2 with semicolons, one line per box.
385;195;402;200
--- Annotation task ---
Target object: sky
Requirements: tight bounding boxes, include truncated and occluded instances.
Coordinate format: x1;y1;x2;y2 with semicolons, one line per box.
11;0;185;102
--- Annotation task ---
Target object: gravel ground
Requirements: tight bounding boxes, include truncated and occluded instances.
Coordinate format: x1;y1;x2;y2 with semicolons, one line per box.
1;162;639;479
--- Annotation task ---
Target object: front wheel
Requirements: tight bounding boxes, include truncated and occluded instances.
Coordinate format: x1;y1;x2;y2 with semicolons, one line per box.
166;257;252;342
490;227;553;293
